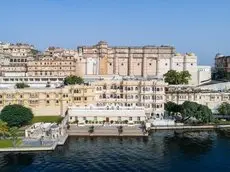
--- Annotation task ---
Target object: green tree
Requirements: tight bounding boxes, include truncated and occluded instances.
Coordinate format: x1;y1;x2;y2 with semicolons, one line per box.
88;126;94;134
0;104;34;127
9;127;18;147
165;101;182;117
15;82;30;89
30;49;40;56
214;68;230;80
180;101;213;123
217;102;230;115
64;75;84;85
165;101;213;123
163;70;191;85
163;70;179;85
0;120;9;139
117;126;123;135
180;71;192;84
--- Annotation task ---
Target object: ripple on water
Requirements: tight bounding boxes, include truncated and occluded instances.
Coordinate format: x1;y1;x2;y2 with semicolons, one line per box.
1;130;230;172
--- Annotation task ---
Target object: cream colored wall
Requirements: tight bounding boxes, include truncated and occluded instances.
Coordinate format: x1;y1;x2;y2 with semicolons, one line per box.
166;92;230;113
118;58;128;75
132;58;143;76
0;85;95;117
157;58;171;76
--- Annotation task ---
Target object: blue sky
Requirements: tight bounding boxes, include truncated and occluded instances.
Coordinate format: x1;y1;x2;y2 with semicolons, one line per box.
1;0;230;65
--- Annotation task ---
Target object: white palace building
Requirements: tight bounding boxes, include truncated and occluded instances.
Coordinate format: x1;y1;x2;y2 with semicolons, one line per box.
68;104;147;124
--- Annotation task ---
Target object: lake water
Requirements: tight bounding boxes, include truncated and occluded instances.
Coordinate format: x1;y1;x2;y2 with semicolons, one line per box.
1;130;230;172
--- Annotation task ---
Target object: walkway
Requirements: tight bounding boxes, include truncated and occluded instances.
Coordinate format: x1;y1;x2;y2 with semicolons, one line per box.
67;125;148;136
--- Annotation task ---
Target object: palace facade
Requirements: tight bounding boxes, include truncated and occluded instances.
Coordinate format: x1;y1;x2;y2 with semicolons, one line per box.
0;41;211;86
0;77;166;119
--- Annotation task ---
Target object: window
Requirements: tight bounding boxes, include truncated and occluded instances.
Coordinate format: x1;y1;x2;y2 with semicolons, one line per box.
129;117;132;121
121;63;124;66
94;116;97;121
165;63;168;66
110;63;112;66
46;100;50;104
177;63;179;66
83;117;86;120
137;63;140;66
47;95;49;98
137;117;140;121
149;63;151;66
84;97;87;101
56;100;59;103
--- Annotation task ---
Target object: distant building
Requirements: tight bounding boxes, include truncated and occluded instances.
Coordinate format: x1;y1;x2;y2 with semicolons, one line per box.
0;41;211;86
215;53;230;72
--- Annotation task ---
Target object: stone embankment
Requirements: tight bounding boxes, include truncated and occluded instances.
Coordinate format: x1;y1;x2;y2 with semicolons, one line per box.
0;134;68;152
150;125;230;130
67;125;148;137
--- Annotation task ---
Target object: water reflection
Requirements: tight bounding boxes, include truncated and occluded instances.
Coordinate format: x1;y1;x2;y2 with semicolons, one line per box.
1;131;230;172
163;130;215;156
2;153;35;166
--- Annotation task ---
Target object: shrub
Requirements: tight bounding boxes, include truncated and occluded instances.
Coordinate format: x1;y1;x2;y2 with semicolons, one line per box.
64;75;84;85
0;104;34;127
15;83;29;89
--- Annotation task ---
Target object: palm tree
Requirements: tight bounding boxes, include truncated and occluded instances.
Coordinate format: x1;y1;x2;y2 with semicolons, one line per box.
0;120;9;139
140;122;147;134
9;127;18;147
88;126;94;135
117;126;123;136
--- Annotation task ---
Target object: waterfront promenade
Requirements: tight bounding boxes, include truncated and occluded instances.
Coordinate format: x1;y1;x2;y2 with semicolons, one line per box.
67;125;148;137
150;124;230;130
2;124;230;152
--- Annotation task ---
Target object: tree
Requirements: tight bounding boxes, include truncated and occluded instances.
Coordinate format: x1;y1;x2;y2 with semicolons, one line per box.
214;68;230;80
15;83;30;89
0;120;9;139
88;126;94;134
117;126;123;135
0;104;34;127
163;70;179;85
163;70;191;85
217;102;230;115
165;101;213;123
9;127;18;147
180;101;213;123
30;49;40;56
64;75;84;85
180;71;192;84
165;101;182;117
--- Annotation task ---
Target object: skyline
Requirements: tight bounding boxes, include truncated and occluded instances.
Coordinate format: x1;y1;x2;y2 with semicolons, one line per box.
1;0;230;66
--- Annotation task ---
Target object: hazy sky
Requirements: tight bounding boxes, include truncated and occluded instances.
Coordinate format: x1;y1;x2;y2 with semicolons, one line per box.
1;0;230;65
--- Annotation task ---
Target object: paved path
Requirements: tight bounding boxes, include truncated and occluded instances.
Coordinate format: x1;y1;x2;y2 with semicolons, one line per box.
67;125;148;136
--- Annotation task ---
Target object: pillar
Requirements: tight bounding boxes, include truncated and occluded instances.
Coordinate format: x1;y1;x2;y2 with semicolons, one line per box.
128;52;133;76
142;54;147;77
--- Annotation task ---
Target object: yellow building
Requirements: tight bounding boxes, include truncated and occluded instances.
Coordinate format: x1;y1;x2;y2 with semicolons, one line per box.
0;85;95;116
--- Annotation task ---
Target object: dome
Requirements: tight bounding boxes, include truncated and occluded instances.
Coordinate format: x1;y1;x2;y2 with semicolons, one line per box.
187;53;195;56
215;53;224;58
175;53;181;56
